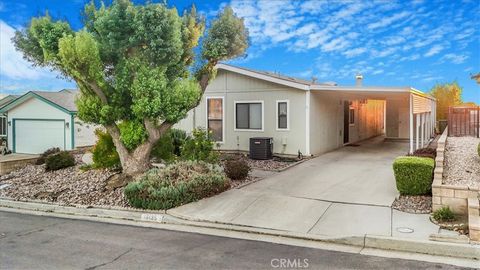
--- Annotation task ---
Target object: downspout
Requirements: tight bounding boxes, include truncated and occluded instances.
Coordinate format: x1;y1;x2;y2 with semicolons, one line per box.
305;89;311;156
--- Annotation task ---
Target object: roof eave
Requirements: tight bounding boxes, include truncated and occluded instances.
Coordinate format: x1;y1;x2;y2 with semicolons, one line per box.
216;63;310;90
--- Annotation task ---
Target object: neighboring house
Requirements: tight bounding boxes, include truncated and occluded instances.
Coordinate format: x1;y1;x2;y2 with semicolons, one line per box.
0;95;20;140
0;89;97;154
178;63;436;156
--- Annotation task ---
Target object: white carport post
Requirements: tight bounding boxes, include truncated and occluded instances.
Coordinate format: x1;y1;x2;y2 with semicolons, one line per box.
421;113;425;147
305;89;311;156
416;114;420;150
409;93;414;154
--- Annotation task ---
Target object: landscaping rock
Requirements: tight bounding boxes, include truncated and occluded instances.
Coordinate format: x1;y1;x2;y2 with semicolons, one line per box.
444;137;480;188
105;173;132;191
0;154;127;207
392;195;432;214
81;152;94;165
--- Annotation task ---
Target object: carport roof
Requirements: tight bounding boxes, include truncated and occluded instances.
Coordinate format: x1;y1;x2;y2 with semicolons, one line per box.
216;63;434;100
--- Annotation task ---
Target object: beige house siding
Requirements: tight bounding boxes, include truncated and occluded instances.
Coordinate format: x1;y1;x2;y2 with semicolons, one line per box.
385;96;410;139
348;99;386;143
309;92;343;155
180;70;307;156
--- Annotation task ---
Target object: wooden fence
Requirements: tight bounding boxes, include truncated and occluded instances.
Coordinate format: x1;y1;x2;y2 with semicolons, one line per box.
448;106;480;137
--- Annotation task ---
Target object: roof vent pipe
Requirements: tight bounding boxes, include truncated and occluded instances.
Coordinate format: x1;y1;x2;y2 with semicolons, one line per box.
355;74;363;86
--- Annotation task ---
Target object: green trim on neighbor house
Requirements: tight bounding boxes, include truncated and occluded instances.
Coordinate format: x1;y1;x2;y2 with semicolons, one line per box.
71;114;75;149
12;118;66;153
0;92;76;115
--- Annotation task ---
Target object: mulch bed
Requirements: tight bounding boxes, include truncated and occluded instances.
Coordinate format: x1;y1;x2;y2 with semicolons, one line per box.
391;195;432;214
0;155;127;207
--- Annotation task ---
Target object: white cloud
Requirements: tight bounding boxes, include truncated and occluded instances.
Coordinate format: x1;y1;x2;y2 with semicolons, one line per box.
424;45;444;57
367;11;410;30
299;0;325;14
372;69;384;75
442;53;469;64
382;36;406;46
321;37;350;52
0;20;74;93
422;75;443;82
454;28;475;40
343;47;367;58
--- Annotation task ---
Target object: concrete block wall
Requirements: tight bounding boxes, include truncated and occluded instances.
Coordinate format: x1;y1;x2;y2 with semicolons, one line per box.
0;157;38;175
468;198;480;242
432;127;480;215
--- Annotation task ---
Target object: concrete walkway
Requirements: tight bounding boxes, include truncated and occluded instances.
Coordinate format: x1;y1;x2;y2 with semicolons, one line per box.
169;137;441;240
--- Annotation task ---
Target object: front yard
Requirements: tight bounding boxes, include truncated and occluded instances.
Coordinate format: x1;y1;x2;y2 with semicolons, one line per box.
0;149;298;209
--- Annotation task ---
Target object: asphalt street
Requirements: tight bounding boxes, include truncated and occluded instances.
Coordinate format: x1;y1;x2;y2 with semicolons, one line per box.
0;211;472;270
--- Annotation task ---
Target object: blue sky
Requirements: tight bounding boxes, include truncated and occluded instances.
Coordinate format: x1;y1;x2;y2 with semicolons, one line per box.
0;0;479;102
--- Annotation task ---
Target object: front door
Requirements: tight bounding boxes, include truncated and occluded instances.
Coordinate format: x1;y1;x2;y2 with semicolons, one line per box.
343;101;349;144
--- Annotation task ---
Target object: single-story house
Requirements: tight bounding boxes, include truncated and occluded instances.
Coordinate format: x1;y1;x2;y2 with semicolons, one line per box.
177;63;436;156
0;89;97;154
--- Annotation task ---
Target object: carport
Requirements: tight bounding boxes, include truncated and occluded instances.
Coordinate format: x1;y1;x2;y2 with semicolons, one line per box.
309;84;436;154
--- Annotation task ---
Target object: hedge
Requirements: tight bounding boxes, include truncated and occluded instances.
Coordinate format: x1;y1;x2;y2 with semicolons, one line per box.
393;156;434;195
124;161;229;210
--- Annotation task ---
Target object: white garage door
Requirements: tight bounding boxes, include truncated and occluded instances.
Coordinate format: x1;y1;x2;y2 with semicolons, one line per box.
15;120;65;154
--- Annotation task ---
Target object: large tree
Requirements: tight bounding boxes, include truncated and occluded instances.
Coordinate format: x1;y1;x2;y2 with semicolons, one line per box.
13;1;248;177
430;81;463;120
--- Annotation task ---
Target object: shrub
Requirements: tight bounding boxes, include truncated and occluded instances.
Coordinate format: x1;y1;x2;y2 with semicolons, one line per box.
45;151;75;171
433;206;455;222
224;159;250;180
412;148;436;160
393;156;434;195
92;129;121;169
478;142;480;157
151;129;187;163
181;128;218;163
124;161;229;210
36;147;61;165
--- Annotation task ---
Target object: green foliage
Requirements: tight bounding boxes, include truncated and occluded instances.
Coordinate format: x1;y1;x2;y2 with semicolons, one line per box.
45;151;75;171
92;129;121;168
224;159;250;180
13;1;248;175
478;142;480;158
151;129;187;162
36;147;61;165
118;120;147;151
124;161;229;210
202;6;248;62
433;206;455;222
430;82;463;120
181;129;218;163
393;156;434;195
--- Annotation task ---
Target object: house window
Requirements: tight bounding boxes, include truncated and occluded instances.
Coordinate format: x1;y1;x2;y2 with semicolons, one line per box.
349;107;355;125
207;97;223;142
276;100;289;130
235;101;263;130
0;115;6;137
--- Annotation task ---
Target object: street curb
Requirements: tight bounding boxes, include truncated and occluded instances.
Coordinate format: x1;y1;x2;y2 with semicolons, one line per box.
1;198;479;261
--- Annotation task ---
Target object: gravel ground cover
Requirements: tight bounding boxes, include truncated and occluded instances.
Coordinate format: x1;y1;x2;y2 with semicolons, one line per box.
391;195;432;214
0;155;127;207
444;137;480;188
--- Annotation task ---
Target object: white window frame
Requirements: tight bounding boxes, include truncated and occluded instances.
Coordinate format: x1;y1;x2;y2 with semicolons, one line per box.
349;106;355;126
234;100;264;132
0;115;7;137
276;100;290;131
206;96;225;143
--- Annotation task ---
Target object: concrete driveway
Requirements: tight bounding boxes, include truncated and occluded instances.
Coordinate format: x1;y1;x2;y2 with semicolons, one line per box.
240;136;405;206
169;137;440;239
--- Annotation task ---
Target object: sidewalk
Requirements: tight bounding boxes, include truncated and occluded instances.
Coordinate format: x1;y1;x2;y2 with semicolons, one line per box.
168;188;443;241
